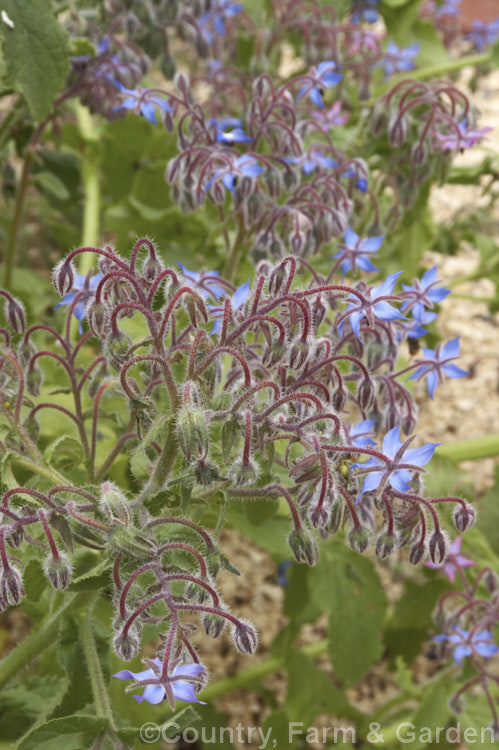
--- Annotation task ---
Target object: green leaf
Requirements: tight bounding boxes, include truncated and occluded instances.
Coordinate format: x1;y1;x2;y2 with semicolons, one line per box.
476;466;499;556
67;551;111;592
309;539;387;686
16;715;108;750
0;0;70;121
0;675;68;742
32;171;70;201
397;672;454;750
44;435;84;471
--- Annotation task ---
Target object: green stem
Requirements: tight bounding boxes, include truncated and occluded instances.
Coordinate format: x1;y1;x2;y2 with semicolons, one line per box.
3;153;33;289
0;591;91;690
436;434;499;462
200;638;328;701
75;103;101;273
11;453;71;486
223;216;246;283
78;598;116;731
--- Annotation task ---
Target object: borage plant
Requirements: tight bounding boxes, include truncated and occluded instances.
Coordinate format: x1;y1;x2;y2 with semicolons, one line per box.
0;235;475;745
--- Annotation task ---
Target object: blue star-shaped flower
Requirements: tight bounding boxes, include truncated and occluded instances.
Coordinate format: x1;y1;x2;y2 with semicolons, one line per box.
351;0;380;24
466;18;499;51
349;419;377;448
403;308;438;339
333;225;383;276
297;62;343;108
199;1;243;44
379;41;420;79
54;272;103;334
286;150;338;176
211;117;252;145
205;154;264;192
353;425;439;500
338;272;405;342
114;658;206;705
114;83;173;125
210;281;250;334
433;627;499;666
409;337;469;398
401;266;450;318
178;263;225;300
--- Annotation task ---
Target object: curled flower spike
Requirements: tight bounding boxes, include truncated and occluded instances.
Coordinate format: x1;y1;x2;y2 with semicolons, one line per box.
332;225;382;276
425;536;475;583
54;271;103;334
434;627;499;666
113;658;206;705
409;337;469;398
353;425;439;500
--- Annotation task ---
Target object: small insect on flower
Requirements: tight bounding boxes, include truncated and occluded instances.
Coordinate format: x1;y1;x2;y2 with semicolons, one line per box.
433;627;499;666
113;658;207;705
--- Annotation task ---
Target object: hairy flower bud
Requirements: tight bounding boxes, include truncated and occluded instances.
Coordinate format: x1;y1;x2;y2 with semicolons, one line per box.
44;553;72;590
309;503;330;530
27;366;43;397
203;612;225;638
114;631;140;661
375;532;397;559
177;406;208;462
1;565;25;606
232;620;258;654
87;302;109;338
388;115;408;148
4;524;24;549
5;297;25;333
429;530;448;565
332;387;347;413
409;541;427;565
485;569;498;593
289;337;309;370
357;378;374;411
100;482;133;527
453;503;476;533
412;140;428;166
229;458;259;486
348;526;370;554
105;330;133;370
288;529;319;566
53;259;75;296
108;526;156;560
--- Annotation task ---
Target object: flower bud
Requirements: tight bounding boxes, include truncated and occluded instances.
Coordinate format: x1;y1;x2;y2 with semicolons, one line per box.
44;553;72;590
308;503;330;530
348;526;370;554
174;71;190;95
194;459;221;486
18;339;35;367
87;302;108;338
4;524;24;549
263;340;286;367
328;500;343;534
357;378;374;411
289;338;309;370
485;570;498;593
114;631;140;661
232;621;258;654
384;402;399;432
221;416;240;461
5;297;25;333
105;330;132;370
203;612;225;638
268;263;289;296
311;297;327;332
229;458;259;486
176;406;208;462
108;526;156;561
412;140;427;166
53;259;75;296
100;482;133;527
453;503;476;533
288;529;319;566
1;565;25;606
429;530;448;565
332;387;347;413
27;366;43;397
371;102;388;137
388;115;408;148
375;532;397;560
409;541;426;565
